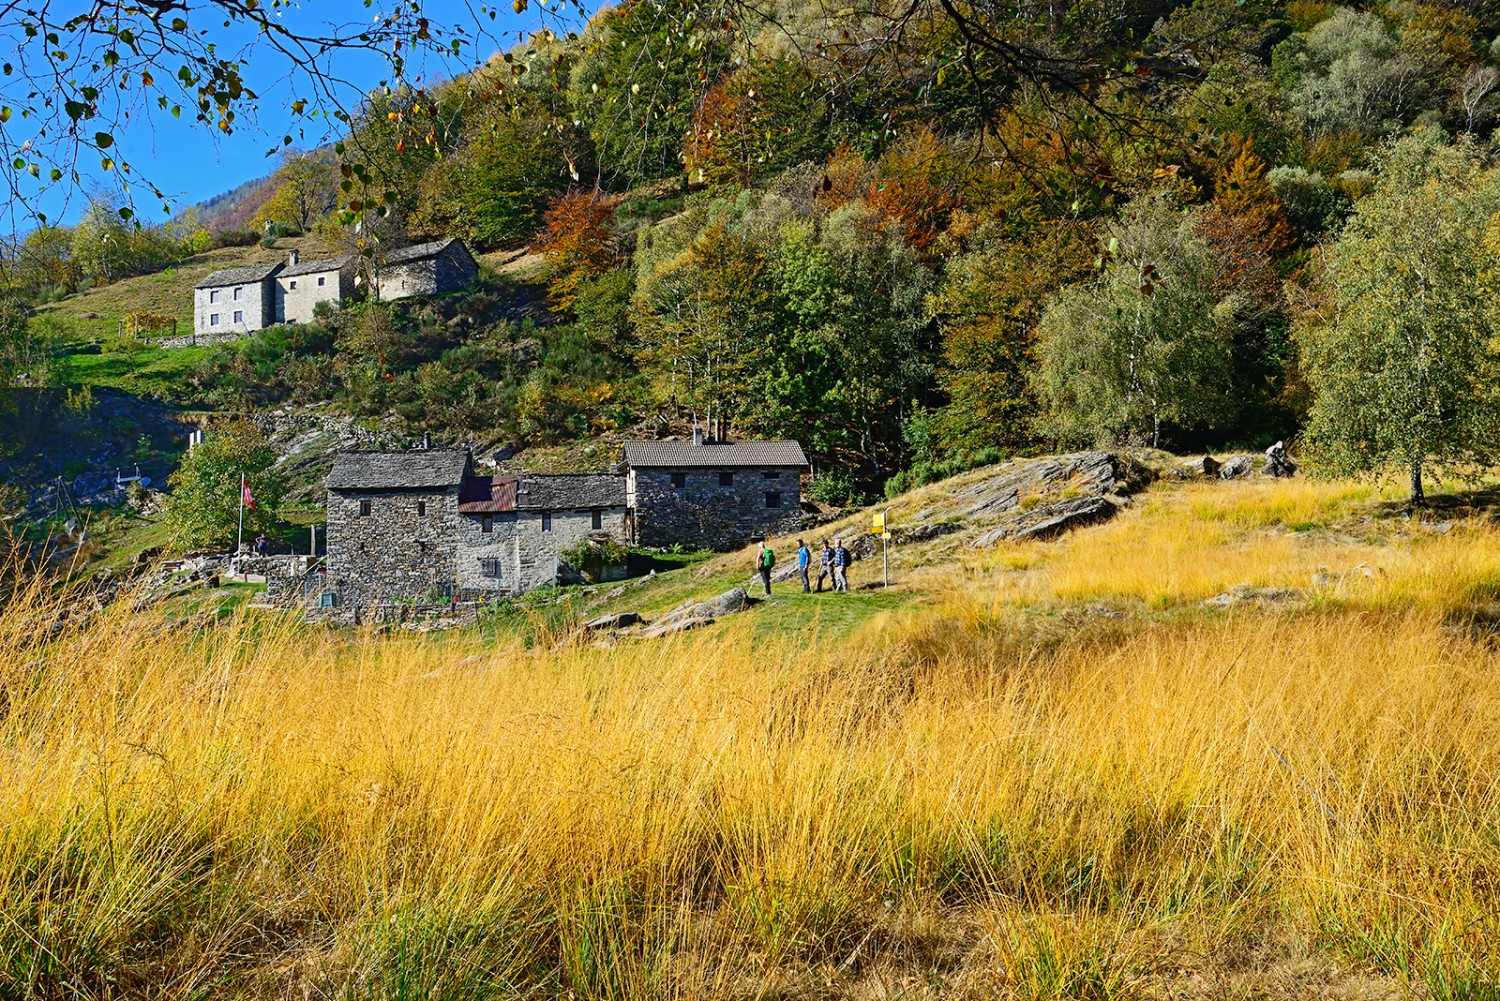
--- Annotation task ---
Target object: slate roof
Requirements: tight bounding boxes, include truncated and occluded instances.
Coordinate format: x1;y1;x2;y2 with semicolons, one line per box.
281;255;349;278
457;476;517;513
195;261;284;289
381;237;463;266
515;473;627;510
327;450;470;490
622;439;809;469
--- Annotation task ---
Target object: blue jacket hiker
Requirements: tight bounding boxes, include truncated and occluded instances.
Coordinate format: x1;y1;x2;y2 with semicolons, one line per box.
797;539;811;593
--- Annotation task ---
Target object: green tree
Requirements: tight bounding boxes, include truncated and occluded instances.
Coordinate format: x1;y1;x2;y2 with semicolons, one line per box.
1035;195;1236;447
251;148;339;233
1298;131;1500;506
165;419;286;550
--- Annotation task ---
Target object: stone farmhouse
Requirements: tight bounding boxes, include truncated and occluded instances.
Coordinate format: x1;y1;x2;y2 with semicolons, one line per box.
621;432;809;550
321;432;809;603
324;449;627;604
193;238;478;337
371;237;480;302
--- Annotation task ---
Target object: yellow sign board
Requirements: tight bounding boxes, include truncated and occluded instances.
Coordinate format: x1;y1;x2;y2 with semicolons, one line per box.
871;511;885;534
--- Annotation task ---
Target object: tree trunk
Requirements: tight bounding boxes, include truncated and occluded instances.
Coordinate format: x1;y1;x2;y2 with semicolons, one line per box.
1409;458;1425;508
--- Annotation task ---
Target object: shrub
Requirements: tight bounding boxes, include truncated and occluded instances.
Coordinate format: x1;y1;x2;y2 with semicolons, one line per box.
560;537;629;584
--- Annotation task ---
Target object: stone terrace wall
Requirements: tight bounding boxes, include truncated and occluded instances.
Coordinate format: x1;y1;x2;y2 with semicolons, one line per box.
326;485;460;602
631;468;801;550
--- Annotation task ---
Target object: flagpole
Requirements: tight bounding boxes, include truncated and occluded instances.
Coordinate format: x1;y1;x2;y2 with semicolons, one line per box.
237;471;246;554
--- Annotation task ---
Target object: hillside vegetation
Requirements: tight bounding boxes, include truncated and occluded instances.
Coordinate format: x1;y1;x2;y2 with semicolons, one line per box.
9;1;1500;510
4;475;1500;997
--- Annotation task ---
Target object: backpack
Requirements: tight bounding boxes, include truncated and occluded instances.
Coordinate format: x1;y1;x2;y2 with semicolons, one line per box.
761;547;775;569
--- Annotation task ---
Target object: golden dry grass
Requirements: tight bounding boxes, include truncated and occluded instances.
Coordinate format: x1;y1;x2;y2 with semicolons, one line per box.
3;477;1500;999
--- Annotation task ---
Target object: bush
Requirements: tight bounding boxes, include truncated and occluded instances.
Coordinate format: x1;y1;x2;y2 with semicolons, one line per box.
560;537;629;584
210;229;259;250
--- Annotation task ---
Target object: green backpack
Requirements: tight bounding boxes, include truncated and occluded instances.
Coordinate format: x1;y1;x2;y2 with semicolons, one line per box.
761;547;775;569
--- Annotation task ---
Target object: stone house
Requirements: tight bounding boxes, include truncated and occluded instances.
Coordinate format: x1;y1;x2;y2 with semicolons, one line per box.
325;449;469;604
324;449;627;604
457;472;627;594
621;432;809;550
371;237;480;301
194;261;282;337
274;249;356;325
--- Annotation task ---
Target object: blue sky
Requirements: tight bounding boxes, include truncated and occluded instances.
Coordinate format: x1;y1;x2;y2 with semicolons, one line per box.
26;0;586;226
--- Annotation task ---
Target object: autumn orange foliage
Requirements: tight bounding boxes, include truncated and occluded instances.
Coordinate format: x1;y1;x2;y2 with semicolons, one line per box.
537;190;617;311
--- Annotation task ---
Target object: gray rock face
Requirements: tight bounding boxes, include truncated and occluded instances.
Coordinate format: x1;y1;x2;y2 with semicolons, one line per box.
969;496;1116;546
1219;456;1253;479
1011;496;1116;540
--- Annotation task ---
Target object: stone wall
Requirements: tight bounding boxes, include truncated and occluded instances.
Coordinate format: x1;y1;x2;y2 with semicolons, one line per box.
377;244;478;301
275;264;354;324
629;468;802;550
195;280;273;336
455;505;628;595
326;486;461;602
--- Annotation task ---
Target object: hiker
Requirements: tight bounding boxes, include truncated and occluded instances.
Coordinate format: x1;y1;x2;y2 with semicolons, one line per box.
817;540;834;592
254;533;269;557
833;538;851;592
796;538;812;593
756;539;775;595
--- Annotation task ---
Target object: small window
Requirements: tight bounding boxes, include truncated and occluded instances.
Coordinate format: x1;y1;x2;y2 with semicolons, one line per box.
359;499;372;517
233;286;242;301
591;509;602;530
480;558;503;579
670;472;686;489
719;472;733;487
542;513;552;532
233;310;243;323
763;470;780;479
289;280;297;290
209;289;219;303
481;515;493;534
209;313;219;326
417;501;426;517
765;492;781;509
318;275;327;286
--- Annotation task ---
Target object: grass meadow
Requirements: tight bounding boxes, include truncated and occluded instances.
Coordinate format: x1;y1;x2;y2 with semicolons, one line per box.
4;478;1500;999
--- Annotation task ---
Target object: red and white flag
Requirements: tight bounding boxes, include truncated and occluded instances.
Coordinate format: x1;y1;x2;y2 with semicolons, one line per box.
241;476;256;510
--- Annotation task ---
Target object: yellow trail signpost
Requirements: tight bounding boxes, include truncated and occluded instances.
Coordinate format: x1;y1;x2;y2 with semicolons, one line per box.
871;509;891;587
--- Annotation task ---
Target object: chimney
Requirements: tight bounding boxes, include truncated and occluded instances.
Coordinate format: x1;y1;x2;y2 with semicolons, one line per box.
422;431;431;450
692;425;704;446
288;249;299;266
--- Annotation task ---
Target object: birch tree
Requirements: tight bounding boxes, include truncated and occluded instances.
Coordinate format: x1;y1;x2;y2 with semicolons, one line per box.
1298;131;1500;506
1034;195;1236;447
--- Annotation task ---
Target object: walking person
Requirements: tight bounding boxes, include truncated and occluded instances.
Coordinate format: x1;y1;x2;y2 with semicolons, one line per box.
833;538;851;592
756;539;775;596
796;538;812;593
816;540;834;592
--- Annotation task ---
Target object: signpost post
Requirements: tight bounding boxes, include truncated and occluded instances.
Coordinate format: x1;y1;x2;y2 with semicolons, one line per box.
871;509;892;587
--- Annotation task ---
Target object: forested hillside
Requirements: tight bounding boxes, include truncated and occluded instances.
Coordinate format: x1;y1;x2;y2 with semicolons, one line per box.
8;0;1500;502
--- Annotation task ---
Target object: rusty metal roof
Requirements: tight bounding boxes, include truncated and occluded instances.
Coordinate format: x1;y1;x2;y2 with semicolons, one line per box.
457;476;517;513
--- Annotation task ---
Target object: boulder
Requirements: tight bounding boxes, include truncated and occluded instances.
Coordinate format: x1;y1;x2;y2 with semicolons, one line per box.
658;587;749;627
1262;441;1297;478
1182;455;1221;478
641;615;715;639
1218;456;1253;480
584;612;642;631
1203;585;1301;608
